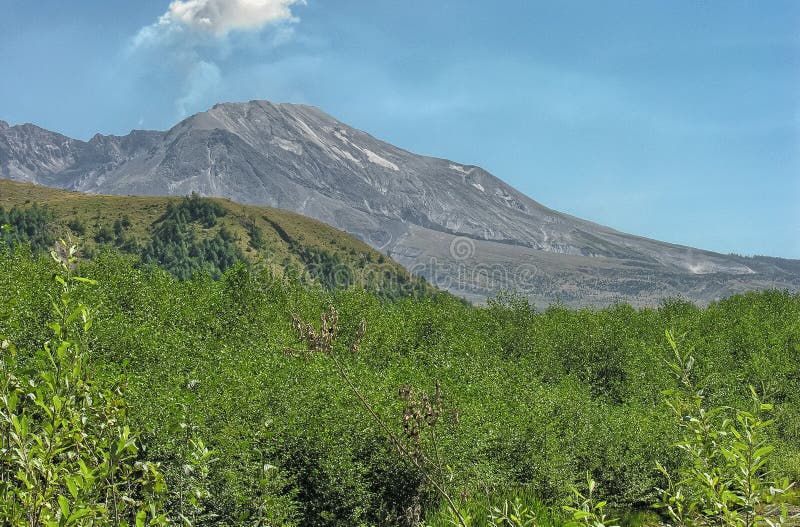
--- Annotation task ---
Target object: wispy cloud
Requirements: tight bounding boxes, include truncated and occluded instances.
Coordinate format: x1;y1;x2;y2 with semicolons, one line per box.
176;60;222;117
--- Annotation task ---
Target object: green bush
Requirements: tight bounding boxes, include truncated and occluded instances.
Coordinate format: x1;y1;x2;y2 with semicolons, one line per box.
0;204;56;253
0;241;167;526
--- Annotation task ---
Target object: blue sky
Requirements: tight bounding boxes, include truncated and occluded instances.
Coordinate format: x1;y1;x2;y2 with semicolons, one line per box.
1;1;798;258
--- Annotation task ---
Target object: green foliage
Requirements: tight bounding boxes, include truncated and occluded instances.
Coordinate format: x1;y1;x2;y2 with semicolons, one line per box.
95;224;115;244
177;426;216;525
244;216;266;251
67;218;86;236
655;330;794;527
0;203;55;253
424;490;557;527
0;241;167;526
291;244;355;290
563;475;619;527
619;510;660;527
163;194;227;229
1;247;799;526
141;196;242;280
250;422;300;527
487;498;540;527
284;307;457;526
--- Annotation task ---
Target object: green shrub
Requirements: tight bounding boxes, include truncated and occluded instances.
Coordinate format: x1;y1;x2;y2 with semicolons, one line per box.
655;330;793;527
0;241;167;526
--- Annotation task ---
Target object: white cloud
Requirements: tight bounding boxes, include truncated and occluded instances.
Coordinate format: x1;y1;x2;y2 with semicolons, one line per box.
157;0;304;37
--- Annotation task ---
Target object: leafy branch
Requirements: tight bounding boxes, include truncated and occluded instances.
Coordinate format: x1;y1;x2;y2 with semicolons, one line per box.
655;330;794;527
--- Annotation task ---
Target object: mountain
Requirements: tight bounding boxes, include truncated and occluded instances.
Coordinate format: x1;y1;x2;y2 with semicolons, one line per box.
0;178;428;299
1;101;798;306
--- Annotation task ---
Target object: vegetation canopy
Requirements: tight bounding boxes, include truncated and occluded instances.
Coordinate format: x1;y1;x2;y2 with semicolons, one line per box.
0;234;798;526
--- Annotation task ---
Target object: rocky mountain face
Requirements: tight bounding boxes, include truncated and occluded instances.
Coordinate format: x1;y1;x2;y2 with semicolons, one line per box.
1;100;798;306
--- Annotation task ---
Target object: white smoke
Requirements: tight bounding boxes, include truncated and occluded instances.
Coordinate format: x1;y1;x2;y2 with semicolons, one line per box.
176;60;222;117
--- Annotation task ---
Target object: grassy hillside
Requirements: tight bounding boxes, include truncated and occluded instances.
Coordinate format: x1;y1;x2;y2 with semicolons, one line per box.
0;178;429;298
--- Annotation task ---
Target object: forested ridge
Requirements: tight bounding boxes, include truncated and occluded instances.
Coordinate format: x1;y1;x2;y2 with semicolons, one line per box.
0;179;429;300
1;237;798;525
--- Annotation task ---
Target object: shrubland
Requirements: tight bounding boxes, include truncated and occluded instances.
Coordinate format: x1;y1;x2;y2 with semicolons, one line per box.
0;238;798;526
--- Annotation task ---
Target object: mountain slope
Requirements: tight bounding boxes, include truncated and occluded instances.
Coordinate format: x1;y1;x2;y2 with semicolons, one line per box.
0;178;428;299
1;102;798;306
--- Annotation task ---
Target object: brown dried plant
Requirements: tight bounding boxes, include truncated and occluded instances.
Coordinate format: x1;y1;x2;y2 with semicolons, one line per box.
399;383;443;466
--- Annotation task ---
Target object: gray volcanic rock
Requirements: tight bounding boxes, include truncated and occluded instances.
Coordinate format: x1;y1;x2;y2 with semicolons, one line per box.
1;100;798;306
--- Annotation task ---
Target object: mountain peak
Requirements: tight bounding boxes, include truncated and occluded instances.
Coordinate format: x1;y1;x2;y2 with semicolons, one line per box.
0;120;8;130
211;99;280;110
168;100;340;144
208;100;325;116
